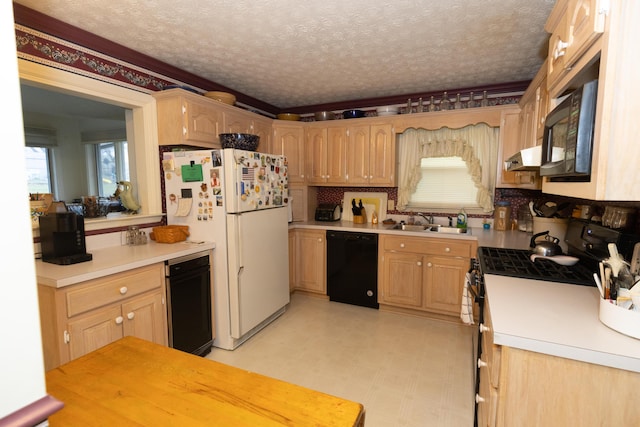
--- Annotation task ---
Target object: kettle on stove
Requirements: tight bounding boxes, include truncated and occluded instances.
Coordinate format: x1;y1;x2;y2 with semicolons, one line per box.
530;230;564;256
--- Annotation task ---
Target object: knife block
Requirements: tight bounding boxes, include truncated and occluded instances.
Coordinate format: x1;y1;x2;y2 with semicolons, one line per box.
353;208;366;224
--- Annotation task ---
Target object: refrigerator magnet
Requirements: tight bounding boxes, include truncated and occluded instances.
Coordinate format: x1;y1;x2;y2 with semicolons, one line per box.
181;162;204;182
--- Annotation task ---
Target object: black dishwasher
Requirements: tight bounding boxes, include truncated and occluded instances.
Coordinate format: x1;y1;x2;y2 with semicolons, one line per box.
165;252;213;357
326;231;378;309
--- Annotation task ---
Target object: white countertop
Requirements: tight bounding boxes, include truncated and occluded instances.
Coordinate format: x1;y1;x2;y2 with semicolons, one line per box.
36;241;215;288
289;220;533;250
485;274;640;373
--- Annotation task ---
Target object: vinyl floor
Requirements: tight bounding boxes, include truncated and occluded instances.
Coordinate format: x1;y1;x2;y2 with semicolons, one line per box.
207;293;476;427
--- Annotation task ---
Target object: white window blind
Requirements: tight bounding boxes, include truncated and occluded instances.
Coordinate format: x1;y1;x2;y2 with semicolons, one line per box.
409;157;478;208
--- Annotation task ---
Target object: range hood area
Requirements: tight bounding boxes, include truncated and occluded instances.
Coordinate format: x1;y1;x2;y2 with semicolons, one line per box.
505;145;542;171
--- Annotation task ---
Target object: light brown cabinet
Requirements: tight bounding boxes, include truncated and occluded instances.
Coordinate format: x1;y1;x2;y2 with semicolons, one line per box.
495;109;540;189
222;111;272;153
272;123;306;184
305;122;396;187
293;229;326;296
346;123;396;186
305;126;348;185
546;0;606;92
518;62;548;149
378;235;476;317
543;0;640;200
37;263;167;371
154;89;223;147
477;296;640;426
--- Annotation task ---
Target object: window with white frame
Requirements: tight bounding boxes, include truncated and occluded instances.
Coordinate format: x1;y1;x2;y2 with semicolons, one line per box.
86;140;130;198
24;146;52;195
408;156;479;209
396;125;499;213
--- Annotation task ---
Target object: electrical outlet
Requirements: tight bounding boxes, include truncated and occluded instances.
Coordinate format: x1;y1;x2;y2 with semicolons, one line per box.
387;200;395;211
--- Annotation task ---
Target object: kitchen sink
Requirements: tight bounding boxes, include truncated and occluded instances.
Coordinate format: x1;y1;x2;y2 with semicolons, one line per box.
389;223;468;234
390;223;430;231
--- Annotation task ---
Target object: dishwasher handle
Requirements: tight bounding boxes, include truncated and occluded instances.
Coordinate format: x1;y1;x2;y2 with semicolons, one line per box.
326;231;377;243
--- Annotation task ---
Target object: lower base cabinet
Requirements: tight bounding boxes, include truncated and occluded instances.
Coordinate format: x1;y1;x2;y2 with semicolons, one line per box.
378;235;476;317
293;229;326;295
477;298;640;426
38;263;167;371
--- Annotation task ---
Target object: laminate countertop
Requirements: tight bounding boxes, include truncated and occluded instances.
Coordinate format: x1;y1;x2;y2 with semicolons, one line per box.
35;241;215;288
46;336;365;426
289;220;533;250
485;274;640;373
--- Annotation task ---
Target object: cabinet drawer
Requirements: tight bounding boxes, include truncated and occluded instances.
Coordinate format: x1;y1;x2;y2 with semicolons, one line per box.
66;263;164;318
425;240;473;257
382;235;472;257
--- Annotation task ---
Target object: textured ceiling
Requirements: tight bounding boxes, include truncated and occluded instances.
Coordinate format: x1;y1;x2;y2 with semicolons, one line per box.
14;0;556;109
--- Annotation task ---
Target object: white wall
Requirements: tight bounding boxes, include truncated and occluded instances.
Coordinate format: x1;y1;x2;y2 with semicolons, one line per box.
0;2;48;421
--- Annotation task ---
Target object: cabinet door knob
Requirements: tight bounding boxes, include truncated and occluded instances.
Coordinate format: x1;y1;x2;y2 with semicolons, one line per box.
400;243;405;248
127;312;135;320
115;316;124;325
478;358;488;368
553;39;568;60
120;286;128;295
417;261;422;266
479;323;490;333
475;394;485;404
318;238;323;242
445;247;451;252
426;262;432;267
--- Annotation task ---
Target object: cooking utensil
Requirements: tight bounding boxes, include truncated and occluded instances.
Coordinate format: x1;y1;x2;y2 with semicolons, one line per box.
530;254;580;266
529;230;563;257
630;242;640;276
593;273;604;298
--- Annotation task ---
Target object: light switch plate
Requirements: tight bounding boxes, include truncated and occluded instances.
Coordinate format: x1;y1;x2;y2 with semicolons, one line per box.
388;200;395;211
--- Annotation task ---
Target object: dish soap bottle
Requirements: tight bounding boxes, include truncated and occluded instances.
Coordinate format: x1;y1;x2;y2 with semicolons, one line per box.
456;207;467;228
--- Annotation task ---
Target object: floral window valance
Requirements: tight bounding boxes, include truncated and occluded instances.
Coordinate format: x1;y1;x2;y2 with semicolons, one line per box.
396;124;499;212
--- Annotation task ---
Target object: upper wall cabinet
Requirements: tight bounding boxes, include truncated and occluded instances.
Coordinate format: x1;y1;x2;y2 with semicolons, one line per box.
154;89;223;147
519;61;548;149
304;121;396;187
546;0;608;94
542;1;640;200
272;122;306;184
154;89;272;151
496;108;540;189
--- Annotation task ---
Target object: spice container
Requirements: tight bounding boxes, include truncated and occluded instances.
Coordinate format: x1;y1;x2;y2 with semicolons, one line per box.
494;201;511;231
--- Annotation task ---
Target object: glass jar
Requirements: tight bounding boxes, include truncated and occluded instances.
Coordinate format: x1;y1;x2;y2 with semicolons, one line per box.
480;90;489;107
428;96;436;112
467;91;475;108
494;201;512;231
440;92;450;111
454;93;463;109
518;204;533;232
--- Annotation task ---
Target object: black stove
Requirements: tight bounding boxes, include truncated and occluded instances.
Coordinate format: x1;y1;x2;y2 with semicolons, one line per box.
478;246;596;286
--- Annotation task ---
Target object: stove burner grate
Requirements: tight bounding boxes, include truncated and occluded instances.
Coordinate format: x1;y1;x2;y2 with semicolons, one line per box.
478;247;595;286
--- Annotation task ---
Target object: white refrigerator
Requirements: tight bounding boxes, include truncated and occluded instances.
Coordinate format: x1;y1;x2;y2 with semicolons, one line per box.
162;148;290;350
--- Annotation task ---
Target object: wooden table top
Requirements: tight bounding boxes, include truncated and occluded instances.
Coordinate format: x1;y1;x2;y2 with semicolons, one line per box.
46;336;365;426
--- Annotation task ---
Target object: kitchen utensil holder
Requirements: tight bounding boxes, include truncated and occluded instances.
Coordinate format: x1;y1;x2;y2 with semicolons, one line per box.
599;298;640;340
353;208;366;224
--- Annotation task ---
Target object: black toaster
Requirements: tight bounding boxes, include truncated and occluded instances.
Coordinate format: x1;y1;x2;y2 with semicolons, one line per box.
315;204;341;221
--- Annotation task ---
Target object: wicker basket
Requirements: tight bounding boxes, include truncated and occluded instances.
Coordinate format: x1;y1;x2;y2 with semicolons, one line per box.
150;225;190;243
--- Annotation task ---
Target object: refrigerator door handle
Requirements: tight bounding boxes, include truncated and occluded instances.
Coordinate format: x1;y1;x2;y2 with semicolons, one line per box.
236;213;244;270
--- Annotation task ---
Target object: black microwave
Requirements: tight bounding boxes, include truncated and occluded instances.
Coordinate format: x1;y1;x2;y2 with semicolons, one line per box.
540;79;598;181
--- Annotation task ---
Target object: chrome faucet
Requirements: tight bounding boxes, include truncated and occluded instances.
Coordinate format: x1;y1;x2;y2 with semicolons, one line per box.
416;212;434;224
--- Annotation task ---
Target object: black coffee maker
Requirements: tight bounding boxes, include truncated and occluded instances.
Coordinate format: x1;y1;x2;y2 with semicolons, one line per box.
39;211;92;265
